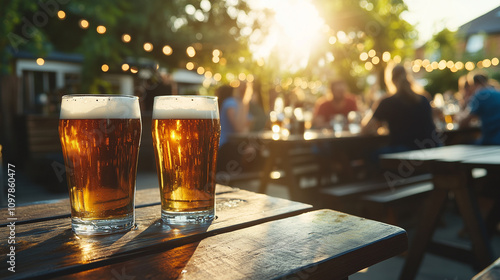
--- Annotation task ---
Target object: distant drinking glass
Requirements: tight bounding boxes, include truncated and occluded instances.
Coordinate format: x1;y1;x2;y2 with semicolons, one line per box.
347;111;362;134
152;96;220;225
331;114;346;133
59;95;142;235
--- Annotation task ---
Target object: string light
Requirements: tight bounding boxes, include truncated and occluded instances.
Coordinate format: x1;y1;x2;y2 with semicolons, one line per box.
79;19;89;29
163;45;173;55
143;42;153;52
96;25;106;34
74;16;500;82
36;58;45;66
122;34;131;43
213;73;222;81
465;61;475;71
359;52;368;61
382;51;391;62
438;60;446;70
364;61;373;71
130;67;138;74
186;46;196;57
483;59;492;68
57;10;66;20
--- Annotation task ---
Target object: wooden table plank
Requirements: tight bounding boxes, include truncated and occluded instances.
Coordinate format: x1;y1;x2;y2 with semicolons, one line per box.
54;209;408;280
379;145;499;280
0;188;311;280
0;185;236;226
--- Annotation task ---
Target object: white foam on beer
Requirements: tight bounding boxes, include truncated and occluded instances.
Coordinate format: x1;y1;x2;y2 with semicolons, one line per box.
60;95;141;119
153;96;219;119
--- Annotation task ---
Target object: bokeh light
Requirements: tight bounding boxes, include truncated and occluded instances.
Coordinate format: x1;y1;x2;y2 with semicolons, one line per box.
79;19;89;29
163;45;173;55
96;25;106;34
186;46;196;57
122;34;131;43
57;10;66;20
143;42;153;52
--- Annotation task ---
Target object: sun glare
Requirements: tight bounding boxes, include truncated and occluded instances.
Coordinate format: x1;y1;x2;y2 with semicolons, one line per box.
251;0;325;71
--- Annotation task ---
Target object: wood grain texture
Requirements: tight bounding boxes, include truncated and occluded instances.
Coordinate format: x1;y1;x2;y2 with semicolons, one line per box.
54;209;408;280
0;185;236;226
0;187;311;279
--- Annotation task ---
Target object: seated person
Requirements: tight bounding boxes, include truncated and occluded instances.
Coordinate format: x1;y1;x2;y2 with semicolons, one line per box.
459;73;500;145
362;64;440;154
216;82;254;177
312;80;358;129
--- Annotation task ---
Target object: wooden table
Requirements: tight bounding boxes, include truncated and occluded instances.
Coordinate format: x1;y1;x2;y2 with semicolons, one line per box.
227;127;480;204
0;185;407;279
229;130;390;202
380;144;499;280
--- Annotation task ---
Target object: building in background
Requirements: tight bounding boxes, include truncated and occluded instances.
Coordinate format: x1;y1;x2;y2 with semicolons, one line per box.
457;5;500;59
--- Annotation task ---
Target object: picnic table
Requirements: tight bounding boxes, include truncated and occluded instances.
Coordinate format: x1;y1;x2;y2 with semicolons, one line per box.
227;127;480;203
0;185;407;279
380;144;500;280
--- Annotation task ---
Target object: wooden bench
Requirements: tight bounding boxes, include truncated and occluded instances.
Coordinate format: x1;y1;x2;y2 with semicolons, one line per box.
361;181;434;225
319;173;433;215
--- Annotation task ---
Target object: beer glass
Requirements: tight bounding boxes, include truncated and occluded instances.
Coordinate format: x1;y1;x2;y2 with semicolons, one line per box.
152;96;220;225
59;95;142;235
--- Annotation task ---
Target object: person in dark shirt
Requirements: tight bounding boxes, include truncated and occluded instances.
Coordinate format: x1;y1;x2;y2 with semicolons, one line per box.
362;64;441;153
459;73;500;145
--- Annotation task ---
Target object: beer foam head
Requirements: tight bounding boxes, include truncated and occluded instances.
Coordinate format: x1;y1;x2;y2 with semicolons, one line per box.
153;95;219;119
60;95;141;119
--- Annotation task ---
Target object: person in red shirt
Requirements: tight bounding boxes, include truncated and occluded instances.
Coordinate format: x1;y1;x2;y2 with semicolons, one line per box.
312;80;358;129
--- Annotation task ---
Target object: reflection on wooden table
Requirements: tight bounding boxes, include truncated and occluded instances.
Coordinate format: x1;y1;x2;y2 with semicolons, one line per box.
0;185;407;280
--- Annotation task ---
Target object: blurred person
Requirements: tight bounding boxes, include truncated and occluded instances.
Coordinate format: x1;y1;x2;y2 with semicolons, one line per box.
457;74;475;110
457;73;500;236
459;73;500;145
216;82;254;173
312;80;358;129
249;84;268;132
361;64;440;154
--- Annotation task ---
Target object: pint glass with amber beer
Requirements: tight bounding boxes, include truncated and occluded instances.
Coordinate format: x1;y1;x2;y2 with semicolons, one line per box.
59;95;141;235
152;96;220;225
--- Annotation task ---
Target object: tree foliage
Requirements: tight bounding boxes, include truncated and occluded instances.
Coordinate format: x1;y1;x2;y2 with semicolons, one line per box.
1;0;253;89
310;0;416;92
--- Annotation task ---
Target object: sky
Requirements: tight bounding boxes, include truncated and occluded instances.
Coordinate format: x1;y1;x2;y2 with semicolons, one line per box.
402;0;500;43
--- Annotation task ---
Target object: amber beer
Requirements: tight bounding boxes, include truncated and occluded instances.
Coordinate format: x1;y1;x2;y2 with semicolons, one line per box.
152;96;220;224
59;95;141;235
